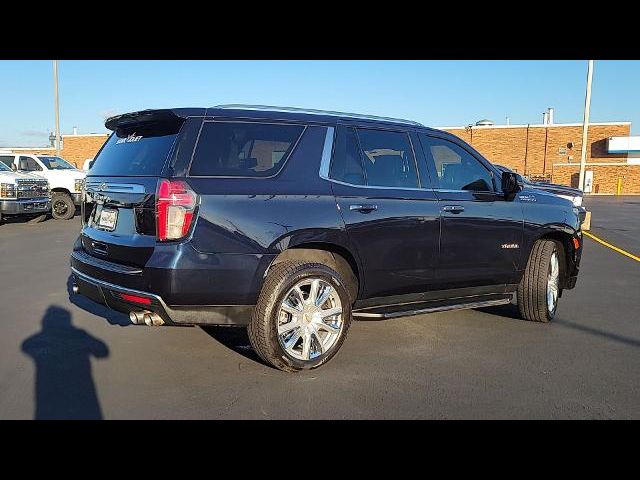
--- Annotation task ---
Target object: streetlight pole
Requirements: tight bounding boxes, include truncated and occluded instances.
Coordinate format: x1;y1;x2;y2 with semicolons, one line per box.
53;60;61;157
578;60;594;191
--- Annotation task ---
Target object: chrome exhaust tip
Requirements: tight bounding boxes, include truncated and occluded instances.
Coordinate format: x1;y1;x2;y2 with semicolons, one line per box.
129;311;147;325
143;312;164;327
72;284;79;294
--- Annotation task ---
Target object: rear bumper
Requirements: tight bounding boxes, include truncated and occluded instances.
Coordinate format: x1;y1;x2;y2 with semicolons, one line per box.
71;267;254;326
0;198;50;215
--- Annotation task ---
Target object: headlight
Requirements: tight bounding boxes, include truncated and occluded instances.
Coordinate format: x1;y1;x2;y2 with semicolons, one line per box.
0;183;16;199
74;178;85;192
558;194;582;207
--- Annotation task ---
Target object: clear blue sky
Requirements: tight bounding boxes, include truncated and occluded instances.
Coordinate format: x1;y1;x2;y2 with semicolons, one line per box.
1;60;638;147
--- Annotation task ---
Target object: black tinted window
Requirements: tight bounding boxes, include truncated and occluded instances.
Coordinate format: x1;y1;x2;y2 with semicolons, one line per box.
420;135;494;192
190;122;304;177
0;156;14;168
355;129;419;188
19;156;41;171
90;125;181;176
330;127;365;185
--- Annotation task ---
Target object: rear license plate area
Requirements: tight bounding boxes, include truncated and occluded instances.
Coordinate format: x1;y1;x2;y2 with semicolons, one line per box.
97;208;118;231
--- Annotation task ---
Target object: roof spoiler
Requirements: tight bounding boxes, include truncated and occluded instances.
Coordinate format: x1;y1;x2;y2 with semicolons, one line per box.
104;108;205;131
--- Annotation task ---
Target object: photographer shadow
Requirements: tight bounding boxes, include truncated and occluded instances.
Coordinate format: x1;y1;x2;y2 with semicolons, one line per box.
21;306;109;420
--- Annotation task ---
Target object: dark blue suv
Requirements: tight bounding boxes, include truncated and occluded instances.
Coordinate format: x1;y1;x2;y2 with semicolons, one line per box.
70;105;583;371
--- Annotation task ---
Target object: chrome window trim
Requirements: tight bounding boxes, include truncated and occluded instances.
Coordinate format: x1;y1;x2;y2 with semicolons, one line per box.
318;127;335;179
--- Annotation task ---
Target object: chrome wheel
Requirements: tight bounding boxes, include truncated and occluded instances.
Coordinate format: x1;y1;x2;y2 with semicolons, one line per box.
277;278;344;361
547;251;559;313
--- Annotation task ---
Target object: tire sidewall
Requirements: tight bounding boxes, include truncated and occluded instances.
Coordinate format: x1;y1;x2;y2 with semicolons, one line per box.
51;193;75;220
545;243;559;320
266;264;352;371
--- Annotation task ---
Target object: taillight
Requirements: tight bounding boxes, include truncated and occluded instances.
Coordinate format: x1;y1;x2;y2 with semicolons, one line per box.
156;179;196;242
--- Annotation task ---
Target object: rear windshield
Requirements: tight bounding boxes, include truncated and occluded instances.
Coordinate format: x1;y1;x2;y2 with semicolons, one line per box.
90;124;180;176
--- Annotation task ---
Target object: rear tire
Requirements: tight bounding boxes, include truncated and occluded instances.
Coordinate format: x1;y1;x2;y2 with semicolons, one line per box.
51;192;75;220
517;239;562;323
248;261;352;372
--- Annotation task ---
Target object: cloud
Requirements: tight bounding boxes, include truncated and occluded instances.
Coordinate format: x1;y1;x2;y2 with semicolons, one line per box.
21;129;49;137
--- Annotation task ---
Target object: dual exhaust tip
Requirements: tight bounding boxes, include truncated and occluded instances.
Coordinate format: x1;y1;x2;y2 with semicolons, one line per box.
129;310;164;326
72;282;164;327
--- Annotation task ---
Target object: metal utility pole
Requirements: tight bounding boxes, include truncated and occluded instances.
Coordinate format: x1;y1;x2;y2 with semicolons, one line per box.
578;60;594;191
53;60;61;156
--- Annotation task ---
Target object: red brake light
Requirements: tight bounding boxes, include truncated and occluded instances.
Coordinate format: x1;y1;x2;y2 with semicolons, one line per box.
156;179;196;242
119;293;152;305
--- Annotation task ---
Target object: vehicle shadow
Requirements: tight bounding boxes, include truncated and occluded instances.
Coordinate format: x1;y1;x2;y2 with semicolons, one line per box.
21;305;109;419
66;275;131;327
476;302;522;320
201;326;269;367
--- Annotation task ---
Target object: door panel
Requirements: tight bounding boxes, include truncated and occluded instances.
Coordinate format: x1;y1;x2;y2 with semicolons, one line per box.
418;133;524;289
332;183;440;298
329;125;440;299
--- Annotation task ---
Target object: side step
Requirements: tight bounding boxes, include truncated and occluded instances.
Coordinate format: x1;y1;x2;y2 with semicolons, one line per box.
352;294;513;320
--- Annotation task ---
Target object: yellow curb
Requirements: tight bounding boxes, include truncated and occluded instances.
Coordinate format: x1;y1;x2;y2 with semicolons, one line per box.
583;231;640;263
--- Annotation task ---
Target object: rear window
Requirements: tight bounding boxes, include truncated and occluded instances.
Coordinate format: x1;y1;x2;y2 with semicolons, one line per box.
189;122;305;177
90;124;180;176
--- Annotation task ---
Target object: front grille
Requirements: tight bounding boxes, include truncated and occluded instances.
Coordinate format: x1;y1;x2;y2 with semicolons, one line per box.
16;179;49;198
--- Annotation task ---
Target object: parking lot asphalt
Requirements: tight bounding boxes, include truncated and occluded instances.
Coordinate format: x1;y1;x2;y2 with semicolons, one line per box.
0;198;638;419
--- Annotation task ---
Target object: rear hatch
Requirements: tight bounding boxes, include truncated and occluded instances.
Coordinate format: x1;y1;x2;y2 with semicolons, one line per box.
80;111;188;267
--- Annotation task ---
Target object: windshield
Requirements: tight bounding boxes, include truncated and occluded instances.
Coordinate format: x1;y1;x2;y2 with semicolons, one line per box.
0;162;11;172
37;156;76;170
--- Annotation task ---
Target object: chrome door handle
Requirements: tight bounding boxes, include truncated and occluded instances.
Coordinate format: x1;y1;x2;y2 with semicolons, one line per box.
442;205;465;213
350;204;378;213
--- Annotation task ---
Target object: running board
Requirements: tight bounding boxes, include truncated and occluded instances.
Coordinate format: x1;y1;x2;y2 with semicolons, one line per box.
352;295;512;320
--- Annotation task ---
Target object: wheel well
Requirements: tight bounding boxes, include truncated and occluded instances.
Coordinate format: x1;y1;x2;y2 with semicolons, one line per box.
539;232;572;289
51;188;71;195
270;243;360;303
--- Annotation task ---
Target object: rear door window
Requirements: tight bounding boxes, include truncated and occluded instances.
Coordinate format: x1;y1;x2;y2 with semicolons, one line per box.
189;122;305;177
90;124;181;176
329;126;420;188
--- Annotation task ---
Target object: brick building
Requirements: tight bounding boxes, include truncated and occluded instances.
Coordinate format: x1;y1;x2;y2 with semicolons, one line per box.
2;133;109;169
442;121;640;194
3;120;639;194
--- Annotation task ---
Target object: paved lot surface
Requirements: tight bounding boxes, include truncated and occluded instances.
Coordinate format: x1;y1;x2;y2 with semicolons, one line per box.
0;198;638;419
584;196;640;256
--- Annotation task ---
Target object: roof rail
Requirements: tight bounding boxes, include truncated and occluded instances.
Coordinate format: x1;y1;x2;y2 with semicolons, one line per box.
213;104;423;127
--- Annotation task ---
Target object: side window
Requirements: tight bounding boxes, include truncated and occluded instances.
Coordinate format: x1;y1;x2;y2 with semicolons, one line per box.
189;121;304;177
420;135;494;192
356;129;419;188
19;156;42;171
329;127;365;185
0;155;15;168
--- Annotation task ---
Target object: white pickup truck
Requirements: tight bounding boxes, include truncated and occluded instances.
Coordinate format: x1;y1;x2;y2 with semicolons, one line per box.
0;160;50;224
0;153;85;220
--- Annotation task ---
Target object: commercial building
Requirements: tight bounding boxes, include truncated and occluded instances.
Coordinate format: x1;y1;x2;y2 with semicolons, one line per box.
442;115;640;194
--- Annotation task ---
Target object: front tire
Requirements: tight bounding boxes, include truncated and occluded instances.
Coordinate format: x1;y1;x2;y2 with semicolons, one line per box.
51;192;75;220
248;261;352;372
517;239;562;322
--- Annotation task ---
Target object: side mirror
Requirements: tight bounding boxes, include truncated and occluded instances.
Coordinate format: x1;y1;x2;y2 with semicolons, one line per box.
501;171;521;197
